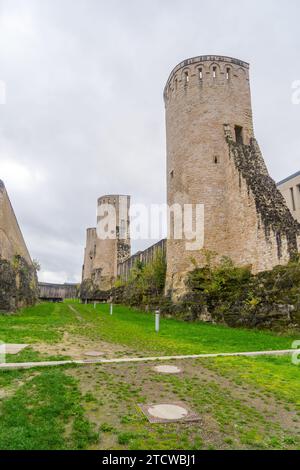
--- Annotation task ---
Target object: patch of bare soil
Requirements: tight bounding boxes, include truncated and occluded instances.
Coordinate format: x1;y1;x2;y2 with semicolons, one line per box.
67;358;300;450
67;362;232;450
31;330;133;360
0;372;39;401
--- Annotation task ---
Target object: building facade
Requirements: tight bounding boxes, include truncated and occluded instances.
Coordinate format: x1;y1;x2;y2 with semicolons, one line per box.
277;171;300;223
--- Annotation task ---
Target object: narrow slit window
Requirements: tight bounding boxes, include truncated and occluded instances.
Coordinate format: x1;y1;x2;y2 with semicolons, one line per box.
290;187;296;211
120;219;126;238
185;71;189;84
235;125;244;144
199;68;203;80
213;156;218;164
175;78;178;90
213;66;217;78
226;68;230;80
170;170;174;179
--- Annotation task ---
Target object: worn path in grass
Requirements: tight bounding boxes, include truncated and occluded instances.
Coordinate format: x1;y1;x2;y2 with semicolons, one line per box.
0;301;298;363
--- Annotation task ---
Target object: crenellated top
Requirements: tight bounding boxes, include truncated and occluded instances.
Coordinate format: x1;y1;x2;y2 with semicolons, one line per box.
97;195;130;206
164;55;250;103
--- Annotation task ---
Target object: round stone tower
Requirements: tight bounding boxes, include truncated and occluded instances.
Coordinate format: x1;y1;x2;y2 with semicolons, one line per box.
164;55;300;297
92;194;131;290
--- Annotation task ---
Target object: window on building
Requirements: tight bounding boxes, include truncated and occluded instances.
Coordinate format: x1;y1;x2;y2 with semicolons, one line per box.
213;66;217;78
170;170;174;179
290;187;296;211
199;68;203;80
184;71;189;84
235;125;244;144
226;68;230;80
214;156;219;164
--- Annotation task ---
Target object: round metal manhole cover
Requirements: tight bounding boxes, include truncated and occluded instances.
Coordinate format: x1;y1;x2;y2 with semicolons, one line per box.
153;365;182;374
84;351;104;357
147;404;188;420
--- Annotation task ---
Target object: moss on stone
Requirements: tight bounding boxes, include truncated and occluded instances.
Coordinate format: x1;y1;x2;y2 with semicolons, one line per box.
0;256;38;313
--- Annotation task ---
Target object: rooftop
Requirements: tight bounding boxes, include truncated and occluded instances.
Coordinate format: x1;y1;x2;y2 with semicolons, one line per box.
277;170;300;186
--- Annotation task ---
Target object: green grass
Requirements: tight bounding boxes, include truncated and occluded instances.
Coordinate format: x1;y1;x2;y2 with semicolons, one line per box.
72;302;297;356
0;303;77;344
0;302;299;450
0;367;98;450
67;360;300;450
197;355;300;410
0;301;297;361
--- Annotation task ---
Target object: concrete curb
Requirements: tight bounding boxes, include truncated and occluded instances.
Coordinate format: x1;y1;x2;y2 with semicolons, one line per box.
0;349;296;370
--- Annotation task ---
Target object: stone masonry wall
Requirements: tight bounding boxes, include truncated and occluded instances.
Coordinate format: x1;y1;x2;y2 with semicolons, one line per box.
0;180;32;264
118;239;167;281
225;131;300;269
0;181;37;311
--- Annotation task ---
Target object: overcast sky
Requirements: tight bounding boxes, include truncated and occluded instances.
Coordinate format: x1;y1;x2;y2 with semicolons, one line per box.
0;0;299;283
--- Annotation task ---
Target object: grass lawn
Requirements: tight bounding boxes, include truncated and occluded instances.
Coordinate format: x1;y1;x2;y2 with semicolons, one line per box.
0;301;299;450
0;301;297;360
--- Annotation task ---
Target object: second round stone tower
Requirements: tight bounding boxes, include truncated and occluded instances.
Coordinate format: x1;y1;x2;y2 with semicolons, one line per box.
82;195;131;291
164;55;300;297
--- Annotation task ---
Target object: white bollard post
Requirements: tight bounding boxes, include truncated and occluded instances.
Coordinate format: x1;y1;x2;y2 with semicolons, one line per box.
110;303;113;316
155;309;160;333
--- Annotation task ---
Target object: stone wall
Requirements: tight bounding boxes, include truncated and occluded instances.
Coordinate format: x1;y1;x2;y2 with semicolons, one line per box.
0;180;32;264
117;239;167;281
0;256;38;312
169;259;300;331
0;181;37;312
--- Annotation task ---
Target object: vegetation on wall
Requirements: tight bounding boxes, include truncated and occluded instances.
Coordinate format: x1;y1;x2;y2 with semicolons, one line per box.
0;255;38;313
112;250;167;308
174;250;300;330
81;246;300;331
